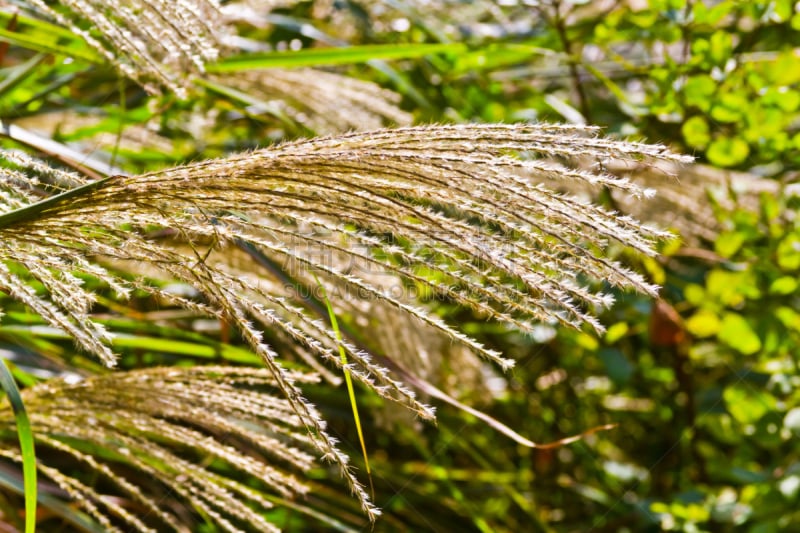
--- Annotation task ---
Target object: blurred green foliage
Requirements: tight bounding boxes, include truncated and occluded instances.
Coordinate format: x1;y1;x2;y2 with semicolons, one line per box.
445;1;800;530
331;0;800;530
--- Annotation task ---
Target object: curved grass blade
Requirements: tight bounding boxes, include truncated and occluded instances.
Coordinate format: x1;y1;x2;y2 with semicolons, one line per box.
0;53;47;100
0;22;99;64
313;274;374;498
0;357;36;533
0;175;115;230
208;43;467;72
0;324;261;364
0;11;87;46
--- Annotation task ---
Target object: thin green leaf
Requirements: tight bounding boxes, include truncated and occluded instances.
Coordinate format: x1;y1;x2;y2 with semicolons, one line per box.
0;325;261;364
0;357;36;533
111;334;260;363
0;24;99;64
0;53;46;99
313;274;374;497
208;43;468;72
0;175;115;230
0;11;85;44
450;43;554;75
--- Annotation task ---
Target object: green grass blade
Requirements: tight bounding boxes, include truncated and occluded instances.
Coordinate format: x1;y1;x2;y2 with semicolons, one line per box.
312;274;373;496
255;13;431;108
0;11;85;44
0;324;261;364
0;175;115;230
0;27;99;64
110;334;259;363
0;53;46;99
208;42;467;72
449;43;554;74
0;11;99;63
0;357;36;533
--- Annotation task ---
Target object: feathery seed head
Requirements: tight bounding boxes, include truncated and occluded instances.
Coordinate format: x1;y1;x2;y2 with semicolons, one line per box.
26;0;228;96
0;366;318;531
0;123;687;523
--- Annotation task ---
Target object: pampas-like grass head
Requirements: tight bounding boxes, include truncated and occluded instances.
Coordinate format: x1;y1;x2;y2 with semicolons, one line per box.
0;123;690;523
24;0;227;97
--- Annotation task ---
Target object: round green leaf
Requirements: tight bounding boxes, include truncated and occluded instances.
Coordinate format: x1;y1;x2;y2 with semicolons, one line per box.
776;307;800;333
774;89;799;113
683;75;716;111
707;137;750;167
710;103;741;123
707;269;760;306
709;30;733;65
684;283;706;306
682;115;711;148
769;276;798;295
777;236;800;271
604;322;629;344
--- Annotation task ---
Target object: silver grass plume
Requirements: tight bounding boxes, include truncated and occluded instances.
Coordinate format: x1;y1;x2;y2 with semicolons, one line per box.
490;151;794;245
18;0;412;131
0;366;321;532
0;123;690;519
215;68;413;133
24;0;227;98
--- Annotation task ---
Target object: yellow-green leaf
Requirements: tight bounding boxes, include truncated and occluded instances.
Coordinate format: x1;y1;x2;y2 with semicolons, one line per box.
686;309;721;338
604;322;629;344
714;232;745;258
769;276;798;295
718;313;761;355
724;385;775;425
682;116;711;149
